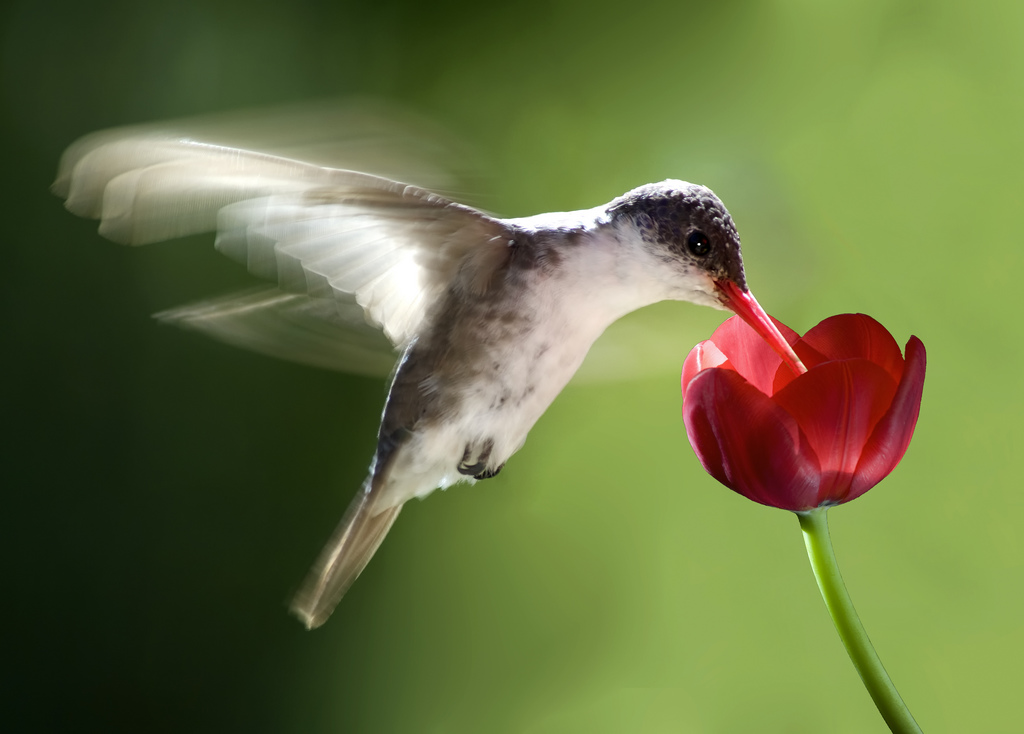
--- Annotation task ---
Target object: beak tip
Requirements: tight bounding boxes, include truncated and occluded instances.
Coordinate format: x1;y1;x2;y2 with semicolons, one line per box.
715;281;807;376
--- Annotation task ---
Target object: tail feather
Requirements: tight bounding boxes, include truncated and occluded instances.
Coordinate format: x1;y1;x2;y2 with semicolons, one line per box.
290;480;402;629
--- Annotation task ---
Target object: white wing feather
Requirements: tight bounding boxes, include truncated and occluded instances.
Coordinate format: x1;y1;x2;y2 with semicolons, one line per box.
154;287;396;376
55;131;511;351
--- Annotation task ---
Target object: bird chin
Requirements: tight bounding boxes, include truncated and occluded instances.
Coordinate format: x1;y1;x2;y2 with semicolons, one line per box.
689;288;729;311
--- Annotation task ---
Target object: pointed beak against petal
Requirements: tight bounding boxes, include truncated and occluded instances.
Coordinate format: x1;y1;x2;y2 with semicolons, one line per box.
715;280;807;375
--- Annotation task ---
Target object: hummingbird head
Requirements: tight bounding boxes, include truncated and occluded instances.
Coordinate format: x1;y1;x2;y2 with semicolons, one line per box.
607;180;804;374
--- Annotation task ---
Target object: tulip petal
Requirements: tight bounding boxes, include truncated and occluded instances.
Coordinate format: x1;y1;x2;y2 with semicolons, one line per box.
771;340;829;394
681;340;729;394
771;359;897;505
800;314;905;383
683;368;822;510
706;316;800;396
849;336;926;498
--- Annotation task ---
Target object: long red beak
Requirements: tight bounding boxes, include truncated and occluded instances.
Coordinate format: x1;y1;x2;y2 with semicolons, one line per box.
716;280;806;375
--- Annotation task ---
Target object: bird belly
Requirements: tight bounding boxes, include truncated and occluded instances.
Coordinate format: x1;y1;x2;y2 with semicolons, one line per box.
374;313;604;510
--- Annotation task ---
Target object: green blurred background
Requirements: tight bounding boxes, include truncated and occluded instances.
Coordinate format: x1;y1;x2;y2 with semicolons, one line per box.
4;0;1022;731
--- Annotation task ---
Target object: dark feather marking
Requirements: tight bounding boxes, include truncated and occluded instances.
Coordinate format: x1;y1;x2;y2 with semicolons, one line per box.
608;182;746;289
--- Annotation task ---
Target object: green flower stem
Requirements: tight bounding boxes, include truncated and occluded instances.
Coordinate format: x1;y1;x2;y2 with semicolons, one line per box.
797;508;923;734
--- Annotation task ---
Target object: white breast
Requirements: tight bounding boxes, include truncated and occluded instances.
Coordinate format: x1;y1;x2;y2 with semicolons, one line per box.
374;227;678;511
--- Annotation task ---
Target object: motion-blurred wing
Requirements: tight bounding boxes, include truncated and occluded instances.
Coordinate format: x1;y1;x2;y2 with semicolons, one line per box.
54;129;513;349
155;287;396;376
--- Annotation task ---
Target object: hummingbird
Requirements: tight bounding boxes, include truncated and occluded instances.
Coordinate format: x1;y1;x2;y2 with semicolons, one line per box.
54;124;804;629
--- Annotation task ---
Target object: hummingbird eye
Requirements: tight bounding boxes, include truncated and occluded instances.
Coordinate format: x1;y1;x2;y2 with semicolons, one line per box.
686;230;711;257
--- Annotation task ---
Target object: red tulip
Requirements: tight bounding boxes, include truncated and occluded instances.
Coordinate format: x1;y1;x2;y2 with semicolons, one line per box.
681;314;926;511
